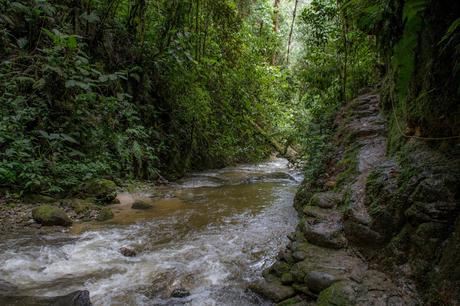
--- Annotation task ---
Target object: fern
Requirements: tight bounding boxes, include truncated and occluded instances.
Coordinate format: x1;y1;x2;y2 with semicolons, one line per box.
392;0;429;111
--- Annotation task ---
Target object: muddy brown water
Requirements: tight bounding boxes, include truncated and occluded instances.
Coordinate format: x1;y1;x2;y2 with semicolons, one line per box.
0;159;301;305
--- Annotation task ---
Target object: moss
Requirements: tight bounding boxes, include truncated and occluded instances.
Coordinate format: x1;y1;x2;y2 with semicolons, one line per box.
32;204;72;226
317;281;354;306
81;179;117;204
335;147;359;188
69;199;93;214
276;296;304;306
131;199;153;210
270;262;291;277
96;207;114;221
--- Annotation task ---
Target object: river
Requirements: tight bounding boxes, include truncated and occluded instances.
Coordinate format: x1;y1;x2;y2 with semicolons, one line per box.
0;158;301;306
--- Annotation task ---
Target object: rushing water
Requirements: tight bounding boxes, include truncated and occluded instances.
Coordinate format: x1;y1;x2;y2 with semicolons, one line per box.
0;159;301;306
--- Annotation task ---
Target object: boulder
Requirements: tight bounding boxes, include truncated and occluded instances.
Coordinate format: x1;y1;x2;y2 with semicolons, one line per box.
308;192;342;209
305;271;338;293
32;205;72;226
249;280;295;303
96;207;113;221
276;296;309;306
303;220;347;249
68;199;93;215
316;281;355;306
81;179;117;204
131;200;153;210
280;273;294;285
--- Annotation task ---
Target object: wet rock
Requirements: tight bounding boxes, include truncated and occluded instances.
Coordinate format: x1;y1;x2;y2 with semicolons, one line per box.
277;249;294;264
264;172;296;181
280;273;294;285
96;207;113;221
119;246;137;257
316;281;356;306
302;219;347;249
291;284;316;298
343;219;382;246
0;290;92;306
305;271;338;293
292;251;307;262
170;288;190;298
270;262;291;277
32;205;73;227
249;280;295;303
131;200;153;210
80;179;117;204
302;206;330;219
309;192;342;209
276;296;309;306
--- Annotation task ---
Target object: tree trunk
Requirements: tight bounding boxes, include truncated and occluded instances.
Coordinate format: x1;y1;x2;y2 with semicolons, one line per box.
286;0;299;64
271;0;281;65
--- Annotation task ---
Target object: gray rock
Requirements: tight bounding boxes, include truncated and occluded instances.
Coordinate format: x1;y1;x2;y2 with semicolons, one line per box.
249;280;295;302
292;251;307;261
309;192;342;209
305;271;338;293
303;220;347;249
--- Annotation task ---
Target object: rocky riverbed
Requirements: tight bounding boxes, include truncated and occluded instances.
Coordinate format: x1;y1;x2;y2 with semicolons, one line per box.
0;159;302;305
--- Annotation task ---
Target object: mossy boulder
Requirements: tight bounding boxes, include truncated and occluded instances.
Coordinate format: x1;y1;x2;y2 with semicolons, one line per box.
249;279;295;303
317;281;355;306
276;296;309;306
68;199;93;214
81;179;117;204
96;207;114;221
32;205;73;226
309;192;342;209
131;200;153;210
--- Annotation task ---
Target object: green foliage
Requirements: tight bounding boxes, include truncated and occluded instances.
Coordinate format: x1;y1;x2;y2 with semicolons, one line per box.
289;0;378;180
392;0;428;106
0;0;288;194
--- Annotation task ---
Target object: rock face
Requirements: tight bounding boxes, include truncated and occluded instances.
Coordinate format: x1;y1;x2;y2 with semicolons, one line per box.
250;93;426;305
32;205;73;226
252;91;460;305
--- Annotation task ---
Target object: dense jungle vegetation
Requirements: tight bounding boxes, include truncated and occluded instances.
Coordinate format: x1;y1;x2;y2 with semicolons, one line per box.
0;0;458;196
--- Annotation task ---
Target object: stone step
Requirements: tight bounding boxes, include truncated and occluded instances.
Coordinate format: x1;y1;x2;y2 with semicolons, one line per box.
302;213;347;249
